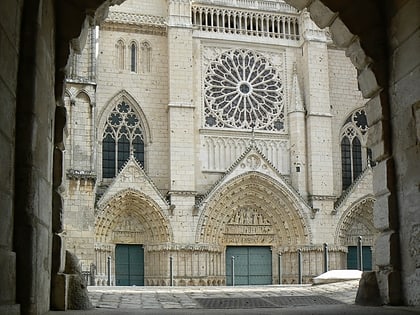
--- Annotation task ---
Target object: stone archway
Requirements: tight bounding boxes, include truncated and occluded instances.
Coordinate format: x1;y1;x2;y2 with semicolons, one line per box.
197;172;311;284
336;197;377;270
197;172;310;246
285;0;404;304
95;189;172;285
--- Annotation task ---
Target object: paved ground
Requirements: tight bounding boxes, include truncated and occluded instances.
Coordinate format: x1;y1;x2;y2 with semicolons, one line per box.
48;280;420;314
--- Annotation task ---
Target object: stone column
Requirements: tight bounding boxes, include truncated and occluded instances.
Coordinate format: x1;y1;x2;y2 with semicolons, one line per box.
288;63;308;199
300;11;335;243
167;0;196;244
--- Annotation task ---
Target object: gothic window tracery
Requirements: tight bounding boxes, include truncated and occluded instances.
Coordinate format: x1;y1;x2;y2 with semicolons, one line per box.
204;49;284;131
102;101;145;178
341;108;369;190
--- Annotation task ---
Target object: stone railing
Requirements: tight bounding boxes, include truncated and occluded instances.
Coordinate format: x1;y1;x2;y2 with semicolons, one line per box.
193;0;298;14
192;4;300;40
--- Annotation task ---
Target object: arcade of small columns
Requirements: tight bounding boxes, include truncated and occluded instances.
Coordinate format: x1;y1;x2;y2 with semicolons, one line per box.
93;172;374;285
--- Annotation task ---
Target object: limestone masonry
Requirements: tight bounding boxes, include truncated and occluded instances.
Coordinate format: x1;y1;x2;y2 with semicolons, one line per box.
63;0;376;286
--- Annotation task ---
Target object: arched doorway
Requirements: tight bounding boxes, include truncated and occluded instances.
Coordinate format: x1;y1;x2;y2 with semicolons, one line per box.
336;197;377;271
197;172;312;284
95;189;172;286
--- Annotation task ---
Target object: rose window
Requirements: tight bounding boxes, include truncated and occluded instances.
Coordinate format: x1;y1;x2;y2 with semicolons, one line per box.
204;49;284;131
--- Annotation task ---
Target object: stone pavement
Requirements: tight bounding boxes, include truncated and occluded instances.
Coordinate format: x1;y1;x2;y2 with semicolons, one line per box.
47;280;420;315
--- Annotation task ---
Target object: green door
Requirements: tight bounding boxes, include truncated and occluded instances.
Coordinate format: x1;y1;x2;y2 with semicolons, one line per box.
226;246;272;285
347;246;372;271
115;244;144;286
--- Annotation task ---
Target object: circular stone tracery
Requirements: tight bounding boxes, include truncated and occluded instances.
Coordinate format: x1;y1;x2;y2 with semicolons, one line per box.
204;49;284;131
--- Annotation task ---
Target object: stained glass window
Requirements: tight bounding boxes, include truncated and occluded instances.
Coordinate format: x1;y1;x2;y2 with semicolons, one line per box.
341;109;369;190
130;43;137;73
102;101;144;178
204;49;284;131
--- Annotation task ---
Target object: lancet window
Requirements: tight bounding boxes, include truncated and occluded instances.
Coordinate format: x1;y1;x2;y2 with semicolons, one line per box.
341;109;369;190
102;101;145;178
130;42;138;73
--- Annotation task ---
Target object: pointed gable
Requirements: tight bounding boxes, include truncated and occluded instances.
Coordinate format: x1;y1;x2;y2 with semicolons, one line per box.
97;156;168;211
199;145;310;210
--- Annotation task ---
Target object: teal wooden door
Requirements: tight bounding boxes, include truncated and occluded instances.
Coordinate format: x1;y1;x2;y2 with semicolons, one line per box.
226;246;272;285
115;244;144;286
347;246;372;271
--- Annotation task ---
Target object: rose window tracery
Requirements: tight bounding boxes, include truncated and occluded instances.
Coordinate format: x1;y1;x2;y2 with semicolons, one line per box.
204;49;284;131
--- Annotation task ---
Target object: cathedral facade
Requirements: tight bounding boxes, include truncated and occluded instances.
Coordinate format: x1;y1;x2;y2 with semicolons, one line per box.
63;0;376;286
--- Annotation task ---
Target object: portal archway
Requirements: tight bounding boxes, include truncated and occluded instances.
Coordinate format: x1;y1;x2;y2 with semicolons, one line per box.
336;197;377;270
94;189;172;285
197;172;311;283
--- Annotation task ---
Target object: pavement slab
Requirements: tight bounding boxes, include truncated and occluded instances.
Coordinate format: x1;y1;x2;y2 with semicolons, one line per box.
47;280;420;315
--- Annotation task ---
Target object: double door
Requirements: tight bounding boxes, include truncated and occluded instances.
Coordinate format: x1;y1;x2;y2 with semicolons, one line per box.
115;244;144;286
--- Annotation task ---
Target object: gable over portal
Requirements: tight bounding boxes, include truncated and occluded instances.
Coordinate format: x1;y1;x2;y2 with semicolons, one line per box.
196;147;311;246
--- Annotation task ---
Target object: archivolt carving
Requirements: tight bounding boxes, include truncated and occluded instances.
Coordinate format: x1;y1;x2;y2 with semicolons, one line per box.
336;197;376;246
95;190;172;244
196;172;310;246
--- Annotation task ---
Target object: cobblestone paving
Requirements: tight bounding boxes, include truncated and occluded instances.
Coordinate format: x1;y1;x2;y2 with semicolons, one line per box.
88;280;359;310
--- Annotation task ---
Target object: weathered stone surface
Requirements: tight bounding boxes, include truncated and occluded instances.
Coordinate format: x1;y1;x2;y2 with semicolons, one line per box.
50;273;68;311
355;271;382;306
65;251;92;310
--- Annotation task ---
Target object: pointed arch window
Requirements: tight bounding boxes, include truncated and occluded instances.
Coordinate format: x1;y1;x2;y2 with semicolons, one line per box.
116;40;125;71
102;101;145;178
130;42;137;73
341;109;369;190
140;41;151;73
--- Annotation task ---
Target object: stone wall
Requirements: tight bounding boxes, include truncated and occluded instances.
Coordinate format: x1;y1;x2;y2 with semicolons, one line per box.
0;0;22;313
388;0;420;305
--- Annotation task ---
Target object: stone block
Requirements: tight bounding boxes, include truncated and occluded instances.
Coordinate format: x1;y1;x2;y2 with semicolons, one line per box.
308;0;336;29
50;273;68;311
393;28;420;83
390;0;420;50
376;269;402;305
284;0;312;11
329;17;355;48
52;234;66;274
54;105;67;148
358;66;381;98
52;190;64;233
0;305;20;315
0;191;13;248
392;64;420;113
372;159;395;196
0;249;16;303
375;231;400;268
364;93;384;126
345;38;371;70
0;134;13;195
355;271;382;306
0;81;16;143
65;251;92;310
373;193;398;231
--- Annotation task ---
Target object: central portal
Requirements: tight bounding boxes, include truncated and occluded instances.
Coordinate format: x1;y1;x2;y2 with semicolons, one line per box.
226;246;272;285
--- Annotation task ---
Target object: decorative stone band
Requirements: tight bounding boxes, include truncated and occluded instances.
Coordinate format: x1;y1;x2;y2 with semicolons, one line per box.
66;169;97;181
278;245;348;253
103;12;167;35
145;243;224;253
